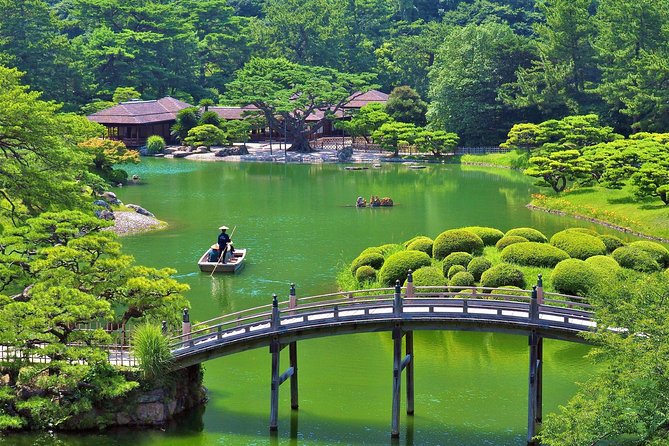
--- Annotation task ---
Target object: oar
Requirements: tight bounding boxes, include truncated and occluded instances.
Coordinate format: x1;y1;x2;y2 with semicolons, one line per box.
210;225;237;276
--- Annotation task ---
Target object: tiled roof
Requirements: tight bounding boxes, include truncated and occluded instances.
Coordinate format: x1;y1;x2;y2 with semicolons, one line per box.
344;90;389;109
88;97;193;125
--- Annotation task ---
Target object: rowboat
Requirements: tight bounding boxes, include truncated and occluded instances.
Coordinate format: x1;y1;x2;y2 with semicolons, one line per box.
198;248;247;273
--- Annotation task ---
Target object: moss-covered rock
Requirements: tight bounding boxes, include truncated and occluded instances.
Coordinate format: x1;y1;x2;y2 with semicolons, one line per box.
460;226;505;246
350;251;385;274
406;266;447;287
442;252;474;276
355;265;377;283
447;264;467;279
551;259;600;296
495;235;529;251
598;234;625;253
612;246;662;272
405;236;434;256
505;227;548;243
549;230;607;260
449;271;475;288
433;229;484;260
480;263;526;289
500;242;570;267
378;250;432;286
629;240;669;268
467;256;492;281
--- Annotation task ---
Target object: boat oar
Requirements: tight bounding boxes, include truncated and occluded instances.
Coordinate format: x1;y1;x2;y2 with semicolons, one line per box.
210;225;237;276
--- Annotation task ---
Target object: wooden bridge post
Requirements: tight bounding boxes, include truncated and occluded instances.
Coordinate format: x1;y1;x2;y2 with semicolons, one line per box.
271;294;280;329
289;283;297;315
393;280;403;316
270;294;280;431
182;309;191;345
288;284;299;410
406;330;414;416
391;326;403;438
406;270;415;299
536;274;544;305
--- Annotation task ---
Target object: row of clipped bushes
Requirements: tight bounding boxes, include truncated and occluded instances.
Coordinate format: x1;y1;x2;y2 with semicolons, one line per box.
344;225;669;297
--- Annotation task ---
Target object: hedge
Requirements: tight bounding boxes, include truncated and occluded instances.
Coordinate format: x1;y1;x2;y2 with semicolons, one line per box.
378;250;432;286
495;235;529;251
551;259;599;296
406;236;434;256
460;226;505;246
447;264;467;279
584;255;620;278
467;257;492;281
355;265;377;283
549;230;607;260
505;227;548;243
500;242;570;267
480;263;526;289
407;266;447;287
598;234;625;253
442;252;474;275
433;229;484;260
612;246;662;273
449;271;475;288
350;252;385;274
629;241;669;267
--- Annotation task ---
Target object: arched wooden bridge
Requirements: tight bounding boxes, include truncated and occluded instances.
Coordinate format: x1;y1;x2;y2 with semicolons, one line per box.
170;274;596;445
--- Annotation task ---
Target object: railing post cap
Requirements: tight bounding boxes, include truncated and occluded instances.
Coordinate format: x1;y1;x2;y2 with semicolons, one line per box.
290;283;296;295
272;293;278;307
537;273;543;287
182;308;190;323
395;280;401;291
407;270;413;283
531;286;537;299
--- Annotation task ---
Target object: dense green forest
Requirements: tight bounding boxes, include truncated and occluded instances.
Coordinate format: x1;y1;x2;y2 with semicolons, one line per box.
1;0;668;145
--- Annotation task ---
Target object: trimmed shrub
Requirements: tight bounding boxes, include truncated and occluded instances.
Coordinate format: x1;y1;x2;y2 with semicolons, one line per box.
629;241;669;267
359;247;383;256
350;252;385;274
565;227;599;236
467;257;492;281
447;264;467;279
495;235;528;251
461;226;505;246
612;246;662;272
378;250;432;286
551;259;599;296
449;271;475;288
442;252;474;275
492;286;526;297
598;234;625;253
500;242;570;267
406;266;447;287
146;135;166;154
550;230;607;260
585;255;620;278
433;229;484;260
505;227;548;243
377;243;403;257
404;235;427;247
406;236;434;256
355;265;377;283
480;263;526;289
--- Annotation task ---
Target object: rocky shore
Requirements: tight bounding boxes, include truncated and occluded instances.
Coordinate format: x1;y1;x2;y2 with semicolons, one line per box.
111;210;165;236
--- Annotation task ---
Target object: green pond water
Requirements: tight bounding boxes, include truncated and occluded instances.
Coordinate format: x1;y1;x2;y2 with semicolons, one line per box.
9;159;623;446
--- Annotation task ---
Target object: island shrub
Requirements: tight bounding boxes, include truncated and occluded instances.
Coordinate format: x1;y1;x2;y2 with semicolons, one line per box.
629;241;669;267
350;252;385;274
505;227;548;243
132;323;174;384
378;250;432;286
467;256;492;281
612;246;662;273
598;234;625;253
480;263;526;289
447;264;467;279
585;255;621;278
461;226;505;246
449;271;475;288
549;230;607;260
407;266;447;287
405;236;434;256
146;135;166;154
355;265;377;283
442;252;474;275
433;229;484;260
500;242;570;267
495;235;529;251
551;259;600;296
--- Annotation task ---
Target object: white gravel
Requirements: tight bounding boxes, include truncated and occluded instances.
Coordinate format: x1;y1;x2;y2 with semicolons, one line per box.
108;211;165;236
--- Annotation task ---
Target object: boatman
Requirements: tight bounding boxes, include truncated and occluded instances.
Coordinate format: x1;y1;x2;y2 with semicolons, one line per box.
217;225;232;262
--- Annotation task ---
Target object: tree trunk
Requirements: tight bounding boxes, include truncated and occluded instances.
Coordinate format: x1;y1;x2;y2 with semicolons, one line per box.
289;133;313;153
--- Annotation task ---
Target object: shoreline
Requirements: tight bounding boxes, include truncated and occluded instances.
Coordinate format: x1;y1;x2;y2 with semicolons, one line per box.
107;211;166;237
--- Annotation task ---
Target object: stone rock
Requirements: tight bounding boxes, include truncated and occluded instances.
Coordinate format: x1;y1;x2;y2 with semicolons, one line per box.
116;412;131;426
154;153;165;157
215;146;250;157
135;402;166;424
95;209;115;220
336;147;353;162
163;147;178;155
172;151;189;158
167;400;177;416
93;199;111;209
194;146;210;153
0;374;10;385
136;388;164;404
126;204;155;217
101;191;122;205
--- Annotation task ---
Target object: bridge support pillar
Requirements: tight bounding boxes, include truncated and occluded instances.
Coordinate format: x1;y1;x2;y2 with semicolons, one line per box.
270;338;280;432
391;325;413;438
527;330;543;445
289;341;298;410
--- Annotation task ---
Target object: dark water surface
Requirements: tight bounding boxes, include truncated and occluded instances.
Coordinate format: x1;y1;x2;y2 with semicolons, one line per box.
9;159;610;445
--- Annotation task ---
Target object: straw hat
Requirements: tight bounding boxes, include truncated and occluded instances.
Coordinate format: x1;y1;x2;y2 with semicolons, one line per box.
211;244;219;249
219;225;229;230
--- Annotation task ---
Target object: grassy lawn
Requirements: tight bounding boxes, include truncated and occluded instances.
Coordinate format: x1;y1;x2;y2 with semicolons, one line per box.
458;150;529;169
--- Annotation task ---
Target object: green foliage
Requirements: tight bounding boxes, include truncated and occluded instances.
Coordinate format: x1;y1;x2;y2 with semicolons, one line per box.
172;108;201;142
385;86;427;126
184;124;225;148
407;266;446;287
146;135;166;155
442;252;474;276
550;259;599;296
495;235;529;251
524;150;592;193
584;255;620;279
377;244;403;257
480;263;526;289
449;271;475;288
220;119;252;144
335;103;391;141
628;241;669;268
405;236;433;256
504;227;548;243
112;87;141;103
355;265;377;283
598;234;626;253
378;250;432;286
447;264;467;280
461;226;505;246
433;229;484;260
132;324;174;384
200;110;221;127
350;252;385;274
467;256;492;281
549;230;607;260
611;246;662;273
500;242;570;267
372;121;417;157
413;129;459;156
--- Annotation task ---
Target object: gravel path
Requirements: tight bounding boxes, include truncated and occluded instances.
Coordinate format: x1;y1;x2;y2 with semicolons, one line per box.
108;211;165;236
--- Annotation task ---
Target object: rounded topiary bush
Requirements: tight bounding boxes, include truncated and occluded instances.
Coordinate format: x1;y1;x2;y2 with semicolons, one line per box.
505;227;548;243
405;236;434;256
565;227;599;236
629;241;669;267
355;265;377;283
495;235;529;251
442;252;474;275
378;250;432;286
406;266;447;287
350;251;385;274
449;271;475;288
492;286;526;297
550;230;607;260
433;229;484;260
551;259;599;296
584;255;620;278
467;257;492;281
359;246;383;256
612;246;662;272
461;226;505;246
500;242;570;267
598;234;625;253
480;263;526;289
447;264;467;279
377;244;403;257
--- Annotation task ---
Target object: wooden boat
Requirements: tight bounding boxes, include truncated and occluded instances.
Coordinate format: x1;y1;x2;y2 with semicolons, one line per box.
344;166;369;170
198;248;247;273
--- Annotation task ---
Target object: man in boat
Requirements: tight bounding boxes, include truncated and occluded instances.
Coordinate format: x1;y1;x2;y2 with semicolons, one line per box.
217;225;233;262
207;244;220;262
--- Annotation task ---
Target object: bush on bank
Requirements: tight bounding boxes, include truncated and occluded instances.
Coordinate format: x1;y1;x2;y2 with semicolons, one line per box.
550;230;607;260
505;227;548;243
500;242;570;267
378;250;432;286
